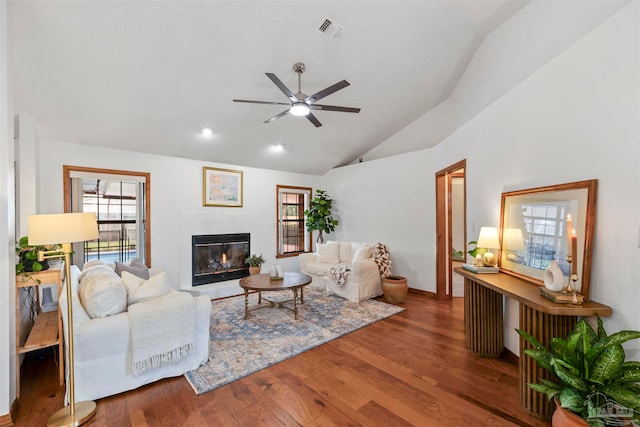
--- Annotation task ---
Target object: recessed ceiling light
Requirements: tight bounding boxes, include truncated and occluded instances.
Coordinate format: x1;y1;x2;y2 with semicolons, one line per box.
271;144;284;152
201;128;213;137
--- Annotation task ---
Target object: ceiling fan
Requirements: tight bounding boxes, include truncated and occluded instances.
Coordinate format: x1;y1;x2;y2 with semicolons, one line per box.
233;62;360;128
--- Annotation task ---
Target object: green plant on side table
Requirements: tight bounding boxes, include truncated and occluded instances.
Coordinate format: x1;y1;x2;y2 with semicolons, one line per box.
244;253;265;275
516;317;640;426
15;235;57;274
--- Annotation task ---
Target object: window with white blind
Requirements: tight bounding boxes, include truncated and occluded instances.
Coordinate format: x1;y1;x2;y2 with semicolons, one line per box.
276;185;311;257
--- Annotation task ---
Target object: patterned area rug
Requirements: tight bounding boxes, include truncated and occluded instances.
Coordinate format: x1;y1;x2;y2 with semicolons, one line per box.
184;289;405;395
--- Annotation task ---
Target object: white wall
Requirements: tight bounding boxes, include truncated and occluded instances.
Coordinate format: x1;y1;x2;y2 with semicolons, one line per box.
15;114;40;237
0;0;17;418
37;140;321;298
323;3;640;356
363;0;629;161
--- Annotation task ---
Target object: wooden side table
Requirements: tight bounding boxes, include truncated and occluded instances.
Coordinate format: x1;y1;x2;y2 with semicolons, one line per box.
455;267;612;419
15;265;64;398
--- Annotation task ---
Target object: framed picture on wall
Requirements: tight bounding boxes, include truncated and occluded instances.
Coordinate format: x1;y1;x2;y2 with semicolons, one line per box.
202;167;243;207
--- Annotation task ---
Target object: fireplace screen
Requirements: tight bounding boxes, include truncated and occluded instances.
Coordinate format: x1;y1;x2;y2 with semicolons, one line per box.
192;233;250;286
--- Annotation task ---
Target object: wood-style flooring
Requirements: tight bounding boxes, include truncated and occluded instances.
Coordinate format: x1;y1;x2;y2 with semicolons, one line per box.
14;292;551;426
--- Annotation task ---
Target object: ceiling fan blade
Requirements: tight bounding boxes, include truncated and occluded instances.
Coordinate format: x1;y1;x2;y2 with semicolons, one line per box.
305;113;322;127
304;80;350;103
263;109;290;124
233;99;290;106
265;73;299;102
310;104;361;113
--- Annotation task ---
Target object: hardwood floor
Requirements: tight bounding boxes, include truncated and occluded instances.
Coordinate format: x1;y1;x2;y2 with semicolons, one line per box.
14;292;551;426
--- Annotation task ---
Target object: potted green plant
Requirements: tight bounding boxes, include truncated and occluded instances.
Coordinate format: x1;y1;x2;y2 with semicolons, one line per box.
15;235;55;274
244;253;265;275
304;189;339;244
516;317;640;426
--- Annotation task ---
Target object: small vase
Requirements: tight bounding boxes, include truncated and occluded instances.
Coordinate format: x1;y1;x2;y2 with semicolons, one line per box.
544;261;564;292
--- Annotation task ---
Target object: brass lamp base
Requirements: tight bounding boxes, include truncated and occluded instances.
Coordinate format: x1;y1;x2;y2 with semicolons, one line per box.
481;251;498;267
47;401;96;427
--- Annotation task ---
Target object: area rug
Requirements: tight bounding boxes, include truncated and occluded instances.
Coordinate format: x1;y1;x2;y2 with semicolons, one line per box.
184;289;405;395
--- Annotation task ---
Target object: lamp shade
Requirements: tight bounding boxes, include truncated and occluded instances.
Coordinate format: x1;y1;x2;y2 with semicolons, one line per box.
503;228;525;251
477;227;500;250
28;212;99;245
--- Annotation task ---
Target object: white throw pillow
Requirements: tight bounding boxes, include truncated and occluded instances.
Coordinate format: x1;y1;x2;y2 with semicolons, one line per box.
316;241;340;264
78;268;127;319
122;271;172;305
67;265;90;323
339;242;354;264
352;244;373;264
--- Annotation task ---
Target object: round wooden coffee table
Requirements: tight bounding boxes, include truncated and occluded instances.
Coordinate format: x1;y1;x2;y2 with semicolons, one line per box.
239;272;312;320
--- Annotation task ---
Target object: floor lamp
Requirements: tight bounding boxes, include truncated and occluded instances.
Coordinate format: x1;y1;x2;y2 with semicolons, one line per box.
28;212;99;427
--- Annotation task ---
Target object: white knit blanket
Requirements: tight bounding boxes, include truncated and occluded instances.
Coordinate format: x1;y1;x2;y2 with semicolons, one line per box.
128;291;195;376
329;265;351;287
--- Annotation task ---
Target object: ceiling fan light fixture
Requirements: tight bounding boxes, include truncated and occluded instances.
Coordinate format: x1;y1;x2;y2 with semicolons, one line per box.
290;102;310;116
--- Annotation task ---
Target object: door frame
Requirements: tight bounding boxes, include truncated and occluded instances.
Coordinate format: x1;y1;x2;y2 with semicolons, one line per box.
435;159;466;300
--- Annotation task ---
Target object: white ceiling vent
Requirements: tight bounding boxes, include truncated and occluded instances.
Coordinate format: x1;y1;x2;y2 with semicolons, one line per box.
318;18;343;41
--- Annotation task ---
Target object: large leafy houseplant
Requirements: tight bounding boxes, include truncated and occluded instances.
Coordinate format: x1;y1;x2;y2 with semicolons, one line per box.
517;317;640;426
304;189;339;244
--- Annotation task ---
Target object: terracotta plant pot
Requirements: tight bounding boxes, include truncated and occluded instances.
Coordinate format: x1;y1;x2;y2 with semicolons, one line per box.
249;266;261;275
552;397;633;427
552;398;589;427
381;276;408;304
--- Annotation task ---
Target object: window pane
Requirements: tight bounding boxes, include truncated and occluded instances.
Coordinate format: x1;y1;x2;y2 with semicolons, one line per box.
277;187;310;255
83;179;141;263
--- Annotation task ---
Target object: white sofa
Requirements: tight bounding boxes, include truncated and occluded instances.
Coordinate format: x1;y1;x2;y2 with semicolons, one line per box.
59;263;211;402
298;241;382;302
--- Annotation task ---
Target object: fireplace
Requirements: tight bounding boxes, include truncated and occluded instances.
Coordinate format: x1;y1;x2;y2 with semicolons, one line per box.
192;233;250;286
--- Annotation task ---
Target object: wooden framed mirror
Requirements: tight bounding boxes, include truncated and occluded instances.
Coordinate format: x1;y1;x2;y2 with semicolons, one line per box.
498;180;598;299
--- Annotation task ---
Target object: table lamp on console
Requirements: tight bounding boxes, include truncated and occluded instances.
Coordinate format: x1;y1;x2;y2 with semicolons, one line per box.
28;212;99;427
476;226;501;267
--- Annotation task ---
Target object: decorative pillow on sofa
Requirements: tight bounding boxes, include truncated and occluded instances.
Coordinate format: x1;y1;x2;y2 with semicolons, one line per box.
339;242;355;264
121;271;172;305
352;244;373;264
373;243;392;277
78;266;127;318
114;258;150;280
316;241;340;264
68;265;91;323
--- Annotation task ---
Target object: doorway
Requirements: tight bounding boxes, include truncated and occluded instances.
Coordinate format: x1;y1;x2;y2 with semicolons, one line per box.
435;160;466;300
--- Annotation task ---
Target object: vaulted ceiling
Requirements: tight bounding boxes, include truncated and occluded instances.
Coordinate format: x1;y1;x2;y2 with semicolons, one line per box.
8;1;529;175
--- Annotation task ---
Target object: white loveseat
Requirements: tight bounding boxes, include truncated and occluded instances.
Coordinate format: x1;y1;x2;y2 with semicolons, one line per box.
298;241;382;302
59;263;211;402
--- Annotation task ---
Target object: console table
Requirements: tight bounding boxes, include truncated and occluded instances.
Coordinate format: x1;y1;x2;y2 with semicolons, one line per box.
454;267;612;419
15;265;64;398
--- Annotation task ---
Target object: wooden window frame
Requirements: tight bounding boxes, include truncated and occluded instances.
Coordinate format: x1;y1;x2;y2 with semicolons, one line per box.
63;165;152;267
276;185;312;258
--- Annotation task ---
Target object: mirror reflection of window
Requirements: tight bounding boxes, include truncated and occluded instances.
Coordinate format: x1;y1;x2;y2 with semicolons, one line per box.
508;201;577;274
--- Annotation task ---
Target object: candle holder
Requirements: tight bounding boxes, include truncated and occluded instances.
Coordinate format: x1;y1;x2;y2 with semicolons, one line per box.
564;255;573;293
570;273;580;304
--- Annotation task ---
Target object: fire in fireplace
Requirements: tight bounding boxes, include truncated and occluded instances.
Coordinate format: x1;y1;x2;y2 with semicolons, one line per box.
192;233;250;286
